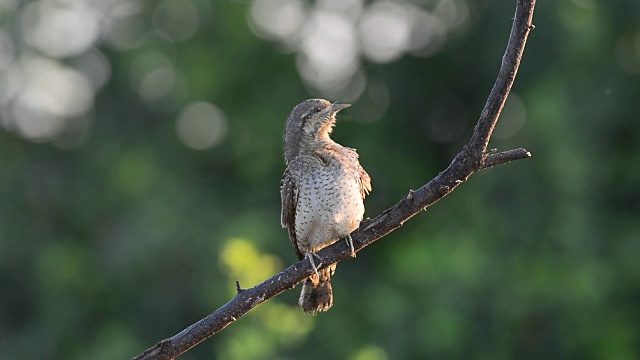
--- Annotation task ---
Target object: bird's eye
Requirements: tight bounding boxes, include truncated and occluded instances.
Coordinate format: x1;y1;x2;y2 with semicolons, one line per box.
302;107;321;121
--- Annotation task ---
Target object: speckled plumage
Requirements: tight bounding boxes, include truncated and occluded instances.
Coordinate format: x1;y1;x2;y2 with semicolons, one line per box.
280;99;371;314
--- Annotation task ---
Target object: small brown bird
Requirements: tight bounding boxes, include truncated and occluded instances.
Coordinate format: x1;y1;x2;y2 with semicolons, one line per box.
280;98;371;314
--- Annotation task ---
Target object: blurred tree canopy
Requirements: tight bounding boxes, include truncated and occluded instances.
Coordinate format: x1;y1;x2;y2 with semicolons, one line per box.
1;0;639;359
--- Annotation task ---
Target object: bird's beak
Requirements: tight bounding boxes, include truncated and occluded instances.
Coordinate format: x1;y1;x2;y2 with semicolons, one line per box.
330;103;351;113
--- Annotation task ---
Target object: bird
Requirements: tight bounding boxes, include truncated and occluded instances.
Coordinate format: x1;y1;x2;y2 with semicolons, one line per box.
280;98;371;314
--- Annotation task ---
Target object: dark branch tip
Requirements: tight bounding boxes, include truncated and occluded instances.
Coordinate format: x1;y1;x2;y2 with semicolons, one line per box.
235;280;245;293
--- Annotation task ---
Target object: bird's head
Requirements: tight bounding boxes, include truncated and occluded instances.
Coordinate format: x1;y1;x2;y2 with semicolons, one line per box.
283;98;351;162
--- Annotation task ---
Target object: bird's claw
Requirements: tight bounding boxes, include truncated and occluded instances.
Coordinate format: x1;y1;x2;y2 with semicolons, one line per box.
345;234;356;258
306;252;323;278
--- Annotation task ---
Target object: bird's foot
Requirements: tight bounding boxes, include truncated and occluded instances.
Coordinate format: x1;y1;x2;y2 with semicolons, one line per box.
306;252;323;278
345;234;356;258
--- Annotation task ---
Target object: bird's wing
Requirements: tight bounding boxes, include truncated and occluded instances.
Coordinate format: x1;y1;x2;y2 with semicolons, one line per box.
345;147;372;199
358;164;372;199
280;165;304;260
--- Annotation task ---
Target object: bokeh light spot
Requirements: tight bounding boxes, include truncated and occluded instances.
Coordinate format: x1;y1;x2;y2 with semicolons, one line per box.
104;1;147;51
176;101;228;150
247;0;462;99
249;0;305;44
219;238;283;289
152;0;199;43
434;0;469;31
130;51;177;102
8;100;65;142
350;344;388;360
259;302;314;339
317;0;363;18
18;58;94;118
21;0;101;58
139;66;176;101
71;49;112;91
4;57;94;141
358;1;411;64
297;9;359;93
408;8;447;57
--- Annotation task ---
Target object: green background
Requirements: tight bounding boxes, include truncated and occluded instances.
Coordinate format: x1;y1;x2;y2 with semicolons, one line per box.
1;0;639;359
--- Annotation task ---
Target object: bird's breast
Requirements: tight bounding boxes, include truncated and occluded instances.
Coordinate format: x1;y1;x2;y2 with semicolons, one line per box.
295;158;365;251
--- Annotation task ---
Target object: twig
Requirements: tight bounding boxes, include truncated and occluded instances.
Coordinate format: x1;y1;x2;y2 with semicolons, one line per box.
235;280;244;293
132;1;536;359
481;148;531;169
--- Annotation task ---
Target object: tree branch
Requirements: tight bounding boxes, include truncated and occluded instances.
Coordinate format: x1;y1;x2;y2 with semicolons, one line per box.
132;1;536;359
481;148;531;169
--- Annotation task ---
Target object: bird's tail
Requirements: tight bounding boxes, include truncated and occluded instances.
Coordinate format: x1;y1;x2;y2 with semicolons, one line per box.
299;264;336;314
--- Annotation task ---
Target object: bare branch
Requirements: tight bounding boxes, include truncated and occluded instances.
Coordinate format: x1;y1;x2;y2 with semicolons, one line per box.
132;1;536;359
481;148;532;169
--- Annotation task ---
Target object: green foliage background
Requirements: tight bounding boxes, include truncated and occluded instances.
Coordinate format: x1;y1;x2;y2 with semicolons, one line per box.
1;0;639;359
